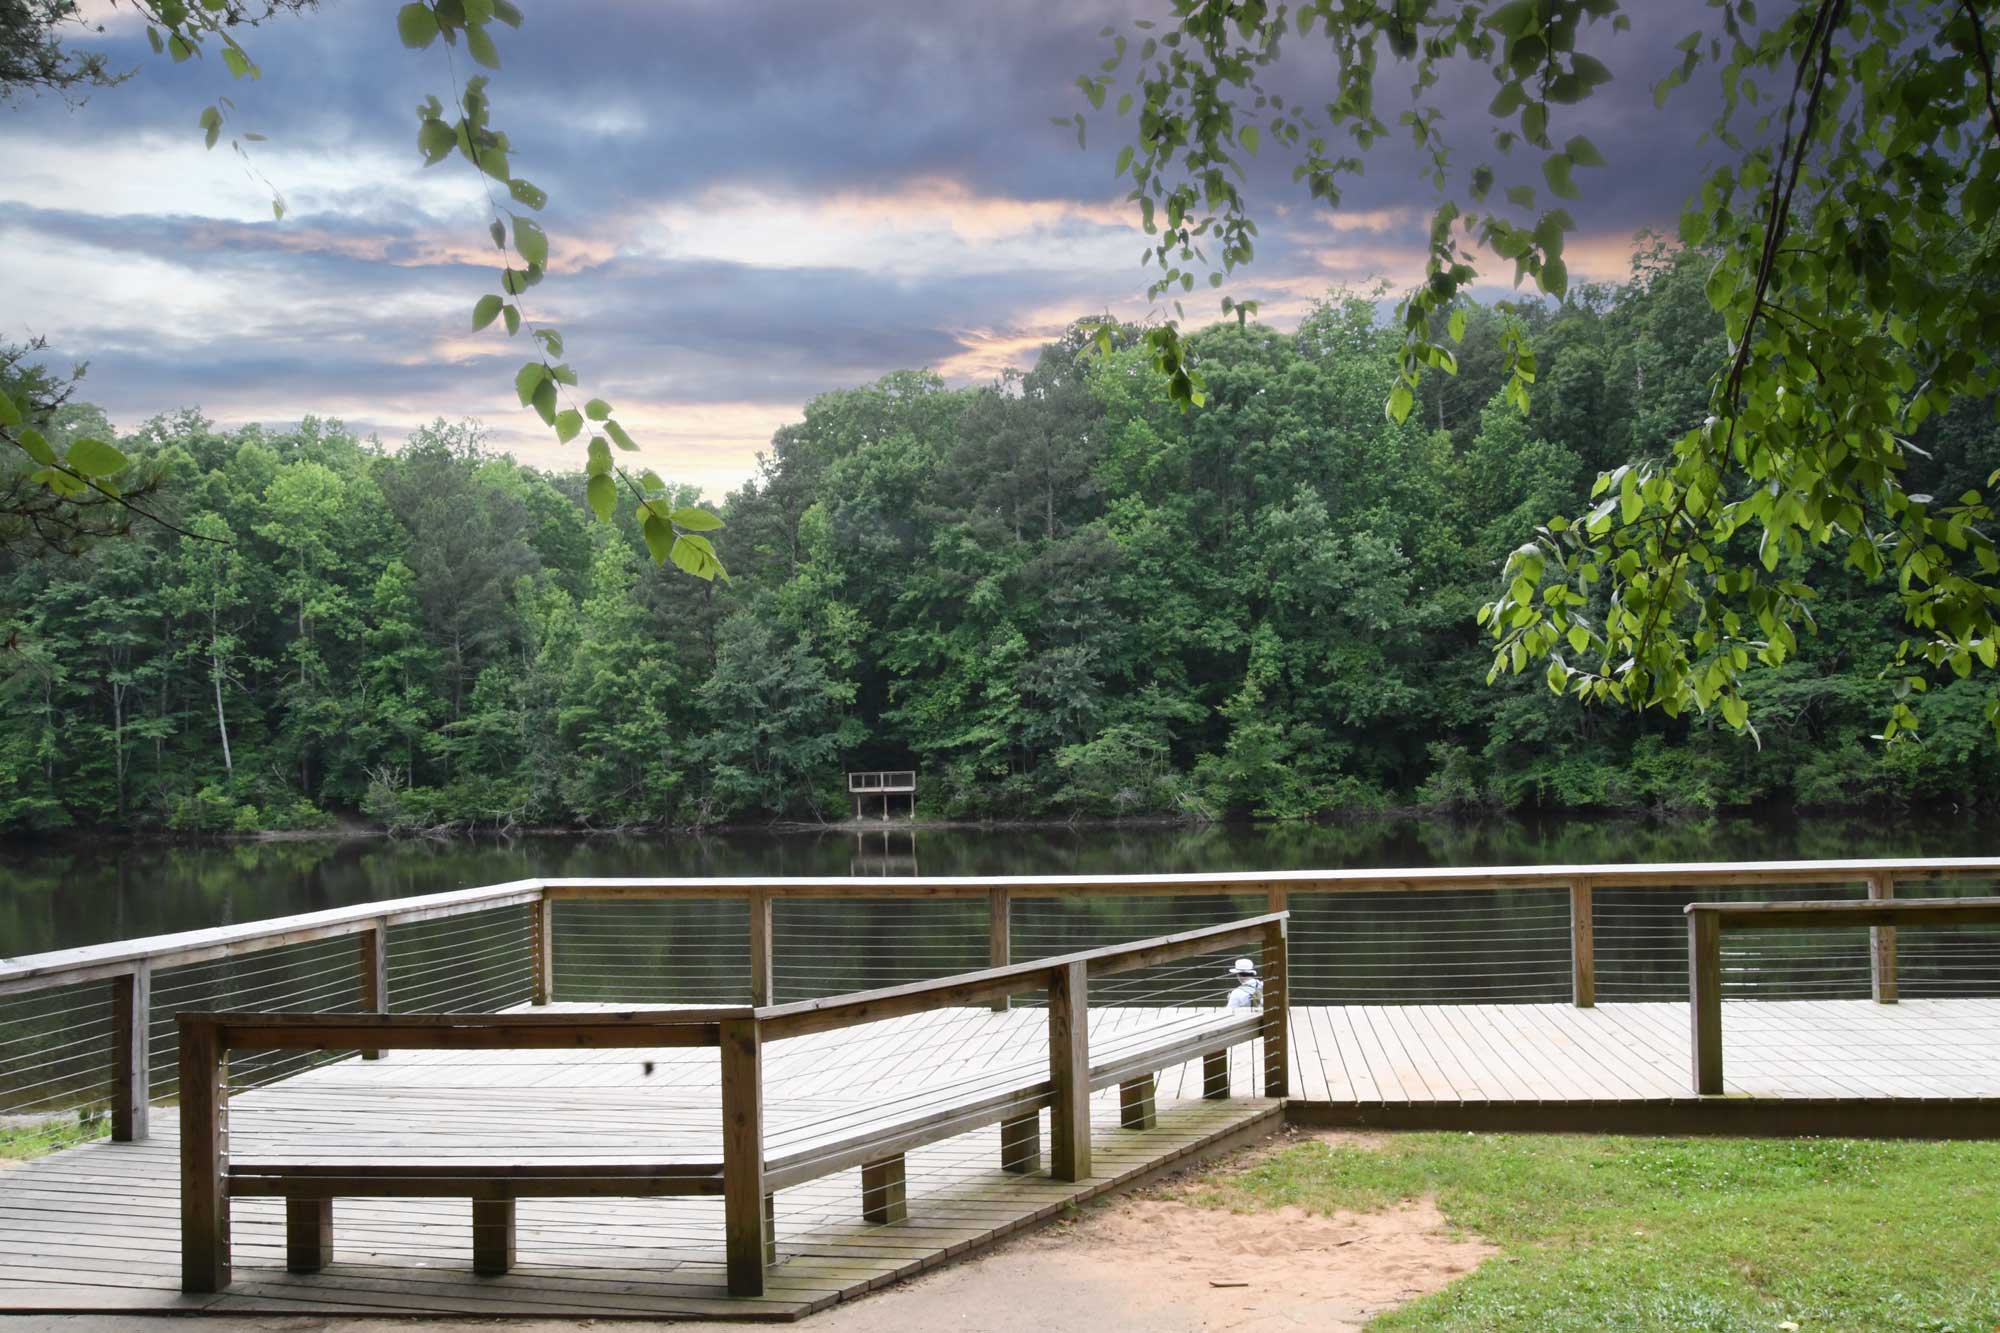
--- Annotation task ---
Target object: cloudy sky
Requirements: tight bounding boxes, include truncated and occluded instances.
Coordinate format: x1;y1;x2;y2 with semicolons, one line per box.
3;1;1717;495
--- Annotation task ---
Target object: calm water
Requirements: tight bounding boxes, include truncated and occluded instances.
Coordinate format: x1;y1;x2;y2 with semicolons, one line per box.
1;810;1992;957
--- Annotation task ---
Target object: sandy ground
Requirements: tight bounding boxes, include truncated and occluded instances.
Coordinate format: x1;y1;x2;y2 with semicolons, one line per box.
1;1134;1492;1333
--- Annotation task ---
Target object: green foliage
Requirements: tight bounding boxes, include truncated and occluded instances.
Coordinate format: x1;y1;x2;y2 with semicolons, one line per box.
7;278;2000;835
1090;1;2000;742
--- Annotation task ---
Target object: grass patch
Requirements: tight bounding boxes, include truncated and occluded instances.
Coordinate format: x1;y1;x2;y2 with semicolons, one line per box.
1176;1132;2000;1331
0;1109;109;1161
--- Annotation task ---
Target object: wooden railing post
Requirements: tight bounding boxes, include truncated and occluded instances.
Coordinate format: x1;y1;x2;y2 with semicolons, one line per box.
1261;916;1289;1098
1570;881;1596;1008
110;963;150;1141
748;891;774;1008
988;887;1010;1012
529;895;554;1006
1687;909;1724;1095
357;922;387;1060
178;1017;231;1293
1048;959;1090;1182
719;1016;766;1297
1868;873;1897;1004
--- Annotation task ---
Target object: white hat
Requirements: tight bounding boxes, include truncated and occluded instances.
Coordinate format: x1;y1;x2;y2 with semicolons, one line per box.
1230;958;1258;976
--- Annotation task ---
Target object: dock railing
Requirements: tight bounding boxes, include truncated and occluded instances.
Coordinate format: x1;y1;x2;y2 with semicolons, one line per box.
848;771;916;792
6;858;2000;1139
1685;895;2000;1094
175;911;1286;1297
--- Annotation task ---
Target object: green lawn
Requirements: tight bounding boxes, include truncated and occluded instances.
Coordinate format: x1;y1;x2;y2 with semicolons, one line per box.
0;1110;107;1161
1173;1131;2000;1332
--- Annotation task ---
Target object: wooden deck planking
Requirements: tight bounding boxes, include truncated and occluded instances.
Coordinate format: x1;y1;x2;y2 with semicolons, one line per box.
0;1003;1279;1319
1285;998;2000;1105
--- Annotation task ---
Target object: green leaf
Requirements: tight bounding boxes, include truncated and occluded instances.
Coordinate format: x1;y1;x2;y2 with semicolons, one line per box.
584;398;612;421
512;216;548;268
15;427;56;465
466;23;499;68
670;533;724;581
1542;153;1578;199
1721;695;1749;729
1522;102;1547;145
1239;125;1261;156
530;378;558;426
508;178;547;210
418;117;456;164
1538;255;1568;297
513;361;547;406
67;438;128;478
670;507;724;532
472;294;503;331
1448;307;1467;343
0;388;20;428
586;436;611;475
396;3;439;48
1564;134;1606;168
642;513;674;563
1385;380;1415;424
554;409;583;443
604;421;637;451
585;472;616;521
199;105;221;150
502;305;520;336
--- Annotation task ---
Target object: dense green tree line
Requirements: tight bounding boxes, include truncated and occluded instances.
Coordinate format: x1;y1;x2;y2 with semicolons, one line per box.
4;247;1998;834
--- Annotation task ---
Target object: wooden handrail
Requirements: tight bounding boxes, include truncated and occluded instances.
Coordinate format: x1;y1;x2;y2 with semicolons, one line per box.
0;877;545;995
10;858;1999;995
195;1009;749;1051
1686;895;2000;1094
753;912;1286;1041
15;857;2000;1150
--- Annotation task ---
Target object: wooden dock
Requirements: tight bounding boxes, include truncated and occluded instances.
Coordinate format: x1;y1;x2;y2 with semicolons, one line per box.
1286;997;2000;1134
2;861;1997;1319
0;1005;1280;1319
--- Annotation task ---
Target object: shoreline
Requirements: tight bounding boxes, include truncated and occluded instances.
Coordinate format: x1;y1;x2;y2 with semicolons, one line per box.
0;799;1968;849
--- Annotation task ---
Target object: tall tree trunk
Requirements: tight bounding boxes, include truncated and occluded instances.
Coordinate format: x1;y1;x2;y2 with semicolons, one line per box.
211;633;234;778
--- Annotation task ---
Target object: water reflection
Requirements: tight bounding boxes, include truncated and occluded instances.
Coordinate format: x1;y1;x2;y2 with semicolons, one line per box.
2;809;1994;956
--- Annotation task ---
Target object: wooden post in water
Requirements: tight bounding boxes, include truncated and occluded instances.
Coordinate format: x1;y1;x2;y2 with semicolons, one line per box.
988;887;1010;1012
1261;915;1289;1098
357;923;387;1060
1687;909;1724;1095
110;964;150;1141
1048;960;1091;1181
719;1016;766;1297
748;891;774;1007
178;1017;231;1293
1570;881;1596;1008
529;895;554;1006
1869;873;1898;1004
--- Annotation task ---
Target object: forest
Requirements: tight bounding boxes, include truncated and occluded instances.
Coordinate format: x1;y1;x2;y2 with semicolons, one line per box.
4;243;1999;835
